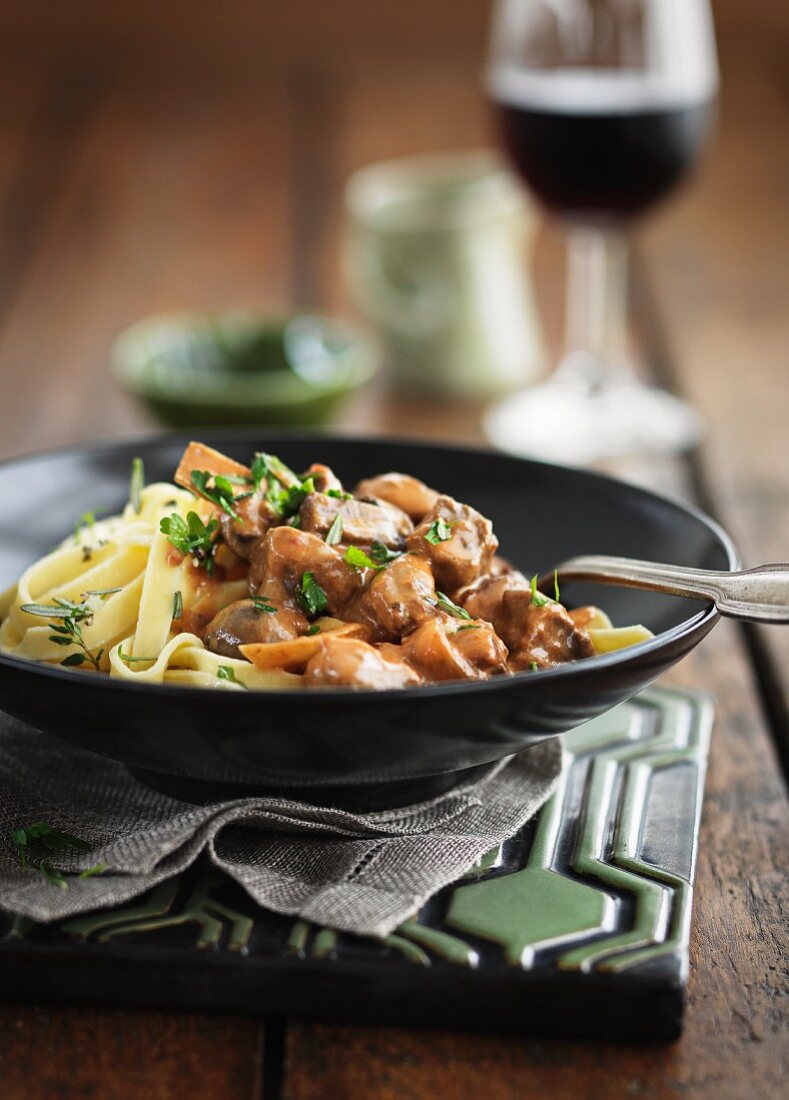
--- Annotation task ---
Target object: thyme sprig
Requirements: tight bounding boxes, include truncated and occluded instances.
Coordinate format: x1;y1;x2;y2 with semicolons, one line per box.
11;821;104;889
20;597;104;670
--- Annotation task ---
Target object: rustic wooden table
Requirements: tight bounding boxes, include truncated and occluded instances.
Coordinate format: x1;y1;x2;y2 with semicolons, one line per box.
0;2;786;1097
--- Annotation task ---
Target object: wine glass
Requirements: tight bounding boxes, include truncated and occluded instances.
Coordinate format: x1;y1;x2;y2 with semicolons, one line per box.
484;0;718;465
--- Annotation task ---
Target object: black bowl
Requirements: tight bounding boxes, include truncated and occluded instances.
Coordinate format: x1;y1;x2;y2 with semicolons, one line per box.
0;432;737;797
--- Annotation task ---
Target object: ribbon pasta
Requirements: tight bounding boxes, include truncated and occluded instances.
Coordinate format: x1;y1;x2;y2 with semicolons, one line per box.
0;482;298;690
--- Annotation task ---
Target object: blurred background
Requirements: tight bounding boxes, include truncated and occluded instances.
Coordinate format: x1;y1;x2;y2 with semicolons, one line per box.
0;1;785;484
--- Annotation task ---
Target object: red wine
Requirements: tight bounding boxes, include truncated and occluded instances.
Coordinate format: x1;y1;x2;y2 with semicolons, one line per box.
491;70;714;222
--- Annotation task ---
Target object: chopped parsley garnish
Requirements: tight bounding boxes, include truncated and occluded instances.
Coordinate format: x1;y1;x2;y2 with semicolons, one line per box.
20;597;104;670
345;543;402;570
217;665;246;688
160;511;219;572
530;661;539;672
79;862;107;879
343;546;380;571
130;456;145;514
297;571;328;617
11;821;99;889
530;574;552;608
370;541;402;564
252;598;277;614
424;517;452;545
327;488;353;501
190;470;240;520
41;863;68;889
268;476;315;519
250;452;269;491
73;511;96;544
259;451;300;487
306;624;321;636
435;591;472;620
172;590;183;620
325;513;344;546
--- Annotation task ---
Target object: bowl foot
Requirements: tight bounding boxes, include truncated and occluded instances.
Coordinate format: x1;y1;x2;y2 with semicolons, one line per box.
127;762;497;811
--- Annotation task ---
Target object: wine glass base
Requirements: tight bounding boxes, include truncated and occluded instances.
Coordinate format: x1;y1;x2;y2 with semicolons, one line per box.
484;376;702;467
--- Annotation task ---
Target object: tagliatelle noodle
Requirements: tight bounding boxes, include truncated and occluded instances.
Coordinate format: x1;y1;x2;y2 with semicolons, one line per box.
109;631;300;689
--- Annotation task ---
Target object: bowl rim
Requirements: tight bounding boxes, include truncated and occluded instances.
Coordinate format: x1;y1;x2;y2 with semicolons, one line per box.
0;429;740;702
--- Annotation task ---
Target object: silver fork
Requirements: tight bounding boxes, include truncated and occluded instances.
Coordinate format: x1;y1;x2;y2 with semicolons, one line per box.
541;558;789;624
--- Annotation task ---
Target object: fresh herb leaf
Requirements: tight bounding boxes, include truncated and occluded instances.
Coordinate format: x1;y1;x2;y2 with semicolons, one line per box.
73;511;96;544
530;661;539;672
343;546;380;571
424;517;452;545
326;488;353;501
22;822;91;853
369;541;402;565
325;512;344;546
269;476;315;519
160;511;219;572
21;601;86;620
190;470;240;519
22;598;104;670
40;862;68;889
11;822;95;888
297;571;328;617
530;574;551;608
61;652;86;666
172;590;183;620
117;647;157;664
306;624;321;636
130;456;145;514
79;862;107;879
260;452;300;487
435;591;472;620
83;587;122;600
553;568;561;603
217;665;247;689
455;624;480;632
252;598;277;614
250;452;269;491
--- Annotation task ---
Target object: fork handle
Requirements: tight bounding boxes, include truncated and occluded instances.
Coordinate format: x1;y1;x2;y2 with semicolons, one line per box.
545;556;789;624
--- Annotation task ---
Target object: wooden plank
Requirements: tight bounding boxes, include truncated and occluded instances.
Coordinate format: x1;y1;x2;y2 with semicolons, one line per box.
2;2;490;69
281;621;788;1100
0;1004;263;1100
280;23;789;1100
0;55;295;461
639;35;789;743
0;4;785;1097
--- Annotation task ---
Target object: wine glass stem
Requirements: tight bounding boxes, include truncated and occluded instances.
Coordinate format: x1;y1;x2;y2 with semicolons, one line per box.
561;226;632;386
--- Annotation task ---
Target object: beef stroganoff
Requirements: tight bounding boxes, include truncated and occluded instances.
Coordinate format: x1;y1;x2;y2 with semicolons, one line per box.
0;442;652;690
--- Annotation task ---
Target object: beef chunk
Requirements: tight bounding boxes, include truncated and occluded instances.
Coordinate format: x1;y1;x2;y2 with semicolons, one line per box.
407;495;498;592
344;554;438;642
354;473;439;522
396;617;509;682
219;491;280;562
249;526;361;615
299;492;412;548
304;635;422;689
204;599;306;659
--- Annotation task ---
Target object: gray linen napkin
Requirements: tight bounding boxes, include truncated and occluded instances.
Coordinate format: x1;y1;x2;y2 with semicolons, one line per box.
0;713;561;937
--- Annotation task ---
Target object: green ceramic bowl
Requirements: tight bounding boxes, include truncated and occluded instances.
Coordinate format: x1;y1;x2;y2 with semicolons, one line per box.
111;312;379;427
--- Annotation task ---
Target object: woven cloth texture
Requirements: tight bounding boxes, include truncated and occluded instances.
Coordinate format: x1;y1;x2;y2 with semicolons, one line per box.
0;713;561;937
